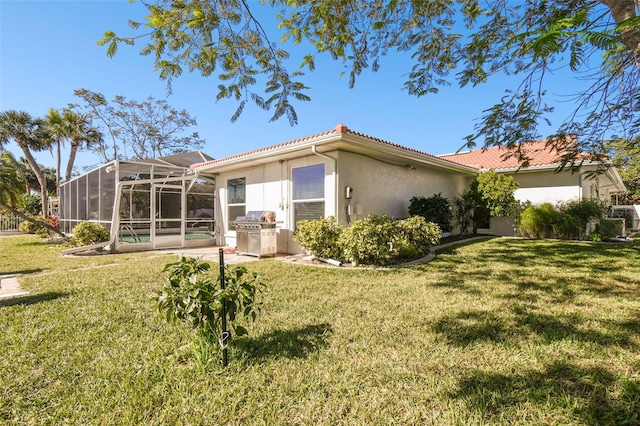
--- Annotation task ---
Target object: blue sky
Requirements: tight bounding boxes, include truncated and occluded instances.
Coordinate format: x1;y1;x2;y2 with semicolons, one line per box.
1;0;584;172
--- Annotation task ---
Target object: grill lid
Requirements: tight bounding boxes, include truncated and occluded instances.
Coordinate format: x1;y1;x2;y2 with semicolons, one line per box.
235;211;276;223
233;210;277;229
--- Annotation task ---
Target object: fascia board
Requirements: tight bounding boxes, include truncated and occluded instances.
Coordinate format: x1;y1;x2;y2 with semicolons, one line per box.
337;133;478;175
489;161;603;174
192;132;342;173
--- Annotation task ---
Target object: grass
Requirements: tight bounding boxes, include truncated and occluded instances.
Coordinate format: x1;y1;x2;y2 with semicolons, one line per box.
1;235;640;424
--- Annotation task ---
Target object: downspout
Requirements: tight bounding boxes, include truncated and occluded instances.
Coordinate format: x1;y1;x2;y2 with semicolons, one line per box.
578;172;583;200
311;145;339;222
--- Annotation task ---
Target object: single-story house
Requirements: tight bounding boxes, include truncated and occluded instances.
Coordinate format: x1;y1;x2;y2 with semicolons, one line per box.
192;123;477;254
60;123;628;254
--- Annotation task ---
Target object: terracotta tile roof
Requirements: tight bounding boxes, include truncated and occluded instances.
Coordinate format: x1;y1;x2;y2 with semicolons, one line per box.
192;123;469;169
439;137;580;170
192;127;338;168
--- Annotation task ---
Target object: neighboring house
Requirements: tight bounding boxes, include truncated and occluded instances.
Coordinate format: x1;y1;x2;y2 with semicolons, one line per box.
440;139;627;235
192;124;477;254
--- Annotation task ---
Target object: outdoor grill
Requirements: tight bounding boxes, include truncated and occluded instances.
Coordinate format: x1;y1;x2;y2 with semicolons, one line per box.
232;211;277;257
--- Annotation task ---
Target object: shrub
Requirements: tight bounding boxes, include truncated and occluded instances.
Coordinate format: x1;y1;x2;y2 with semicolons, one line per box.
18;215;49;236
453;193;475;234
395;216;441;259
519;203;557;238
593;219;623;241
293;216;343;260
338;214;398;266
72;222;110;246
519;199;607;240
408;193;452;233
555;199;605;240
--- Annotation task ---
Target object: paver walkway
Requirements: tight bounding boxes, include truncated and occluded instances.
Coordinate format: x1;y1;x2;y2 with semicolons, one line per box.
0;275;29;299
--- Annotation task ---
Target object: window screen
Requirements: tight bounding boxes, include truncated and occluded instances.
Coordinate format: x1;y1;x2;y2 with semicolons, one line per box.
227;178;245;204
293;164;325;227
227;177;246;228
293;164;324;200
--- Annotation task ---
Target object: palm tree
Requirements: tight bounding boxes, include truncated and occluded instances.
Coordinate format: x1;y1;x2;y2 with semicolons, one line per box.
0;150;64;237
0;110;51;218
45;108;64;195
0;150;23;209
46;108;103;186
63;109;102;182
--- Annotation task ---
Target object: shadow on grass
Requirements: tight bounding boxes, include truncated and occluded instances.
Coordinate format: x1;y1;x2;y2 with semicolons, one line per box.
235;323;333;363
451;360;640;425
512;307;637;348
0;268;43;276
15;240;51;247
478;239;637;269
432;310;509;345
413;238;640;303
433;307;638;349
0;291;71;308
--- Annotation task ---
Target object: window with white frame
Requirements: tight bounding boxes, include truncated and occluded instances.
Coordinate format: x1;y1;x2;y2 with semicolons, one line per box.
292;164;325;228
227;177;245;229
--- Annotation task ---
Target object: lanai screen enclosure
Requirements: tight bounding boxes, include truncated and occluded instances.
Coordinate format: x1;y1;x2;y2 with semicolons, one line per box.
59;152;216;252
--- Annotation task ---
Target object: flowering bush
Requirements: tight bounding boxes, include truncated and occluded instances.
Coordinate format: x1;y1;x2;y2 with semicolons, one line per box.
47;215;60;229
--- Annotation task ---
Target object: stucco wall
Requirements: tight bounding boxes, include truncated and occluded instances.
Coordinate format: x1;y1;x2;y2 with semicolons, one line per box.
335;151;470;224
509;169;581;204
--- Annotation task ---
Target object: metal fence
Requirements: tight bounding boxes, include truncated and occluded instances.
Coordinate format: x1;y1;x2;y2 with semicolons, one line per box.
0;214;24;233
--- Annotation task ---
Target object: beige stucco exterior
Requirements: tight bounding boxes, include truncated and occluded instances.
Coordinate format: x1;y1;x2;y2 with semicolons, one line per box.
212;148;474;254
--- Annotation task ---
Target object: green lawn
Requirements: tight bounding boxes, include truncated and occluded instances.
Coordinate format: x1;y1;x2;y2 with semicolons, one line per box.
1;235;640;425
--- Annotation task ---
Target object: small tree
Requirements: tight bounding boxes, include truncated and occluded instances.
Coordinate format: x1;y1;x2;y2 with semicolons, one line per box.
476;170;520;218
459;171;520;233
0;150;65;237
153;256;265;368
453;191;476;235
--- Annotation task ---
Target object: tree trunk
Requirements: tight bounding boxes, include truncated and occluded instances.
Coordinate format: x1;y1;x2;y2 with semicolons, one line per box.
18;142;48;218
599;0;640;54
0;202;66;237
65;142;78;182
56;140;61;196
